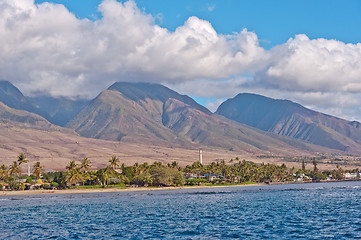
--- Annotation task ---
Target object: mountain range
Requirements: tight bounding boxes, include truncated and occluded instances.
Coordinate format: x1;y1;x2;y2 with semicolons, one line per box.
0;81;49;118
66;82;326;155
216;93;361;152
0;80;361;169
29;96;89;127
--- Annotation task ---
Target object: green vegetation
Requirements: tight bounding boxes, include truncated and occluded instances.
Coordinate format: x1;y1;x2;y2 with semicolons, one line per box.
0;153;360;191
33;162;44;180
17;153;28;166
278;155;361;167
185;179;208;185
78;183;126;189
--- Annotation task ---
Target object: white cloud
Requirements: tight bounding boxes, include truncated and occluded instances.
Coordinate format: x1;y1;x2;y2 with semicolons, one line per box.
249;34;361;120
205;98;224;112
256;34;361;93
0;0;267;98
0;0;361;121
207;4;216;12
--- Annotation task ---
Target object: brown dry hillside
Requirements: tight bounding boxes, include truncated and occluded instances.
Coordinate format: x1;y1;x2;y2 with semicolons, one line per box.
0;101;255;170
67;82;333;155
1;81;360;171
0;103;357;171
0;100;319;171
0;121;306;171
1;123;359;171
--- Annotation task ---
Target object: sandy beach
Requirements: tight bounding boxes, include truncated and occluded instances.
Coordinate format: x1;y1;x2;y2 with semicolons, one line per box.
0;184;265;196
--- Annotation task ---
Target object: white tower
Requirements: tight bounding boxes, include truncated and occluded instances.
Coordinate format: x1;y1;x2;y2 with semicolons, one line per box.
199;149;203;164
28;162;31;176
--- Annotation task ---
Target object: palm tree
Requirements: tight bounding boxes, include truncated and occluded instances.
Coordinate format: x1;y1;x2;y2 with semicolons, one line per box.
17;153;28;165
133;163;142;176
65;161;83;187
104;166;113;186
171;161;178;168
32;162;44;180
17;153;28;177
65;167;83;187
65;169;83;187
312;158;318;172
302;160;306;171
80;158;91;185
66;161;77;171
109;156;119;170
141;162;150;173
80;158;91;172
0;164;9;181
152;161;162;168
96;166;113;186
9;161;21;179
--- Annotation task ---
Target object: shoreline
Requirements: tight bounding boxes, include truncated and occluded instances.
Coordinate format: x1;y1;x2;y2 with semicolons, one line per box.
2;180;360;196
1;183;265;196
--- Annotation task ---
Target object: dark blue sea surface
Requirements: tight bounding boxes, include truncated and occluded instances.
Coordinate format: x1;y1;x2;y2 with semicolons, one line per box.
1;181;361;239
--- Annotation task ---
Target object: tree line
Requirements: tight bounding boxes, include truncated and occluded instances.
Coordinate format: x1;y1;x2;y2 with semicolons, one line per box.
0;154;356;191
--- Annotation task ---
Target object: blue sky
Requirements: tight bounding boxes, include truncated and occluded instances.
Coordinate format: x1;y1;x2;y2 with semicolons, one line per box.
3;0;361;120
35;0;361;49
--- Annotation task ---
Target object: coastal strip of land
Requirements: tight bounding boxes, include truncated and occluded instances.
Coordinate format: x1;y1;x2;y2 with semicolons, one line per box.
1;183;265;196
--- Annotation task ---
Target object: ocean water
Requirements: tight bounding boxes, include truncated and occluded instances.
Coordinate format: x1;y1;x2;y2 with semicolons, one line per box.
1;181;361;239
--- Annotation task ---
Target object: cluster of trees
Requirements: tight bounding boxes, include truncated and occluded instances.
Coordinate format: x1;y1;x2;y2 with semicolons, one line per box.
36;158;184;189
185;158;290;183
184;158;350;184
300;158;345;181
0;154;357;191
0;153;44;190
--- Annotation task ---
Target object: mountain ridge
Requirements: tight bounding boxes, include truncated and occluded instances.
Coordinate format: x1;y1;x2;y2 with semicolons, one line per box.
29;96;89;127
66;82;337;156
1;80;361;156
216;93;361;152
0;80;50;118
108;82;212;114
